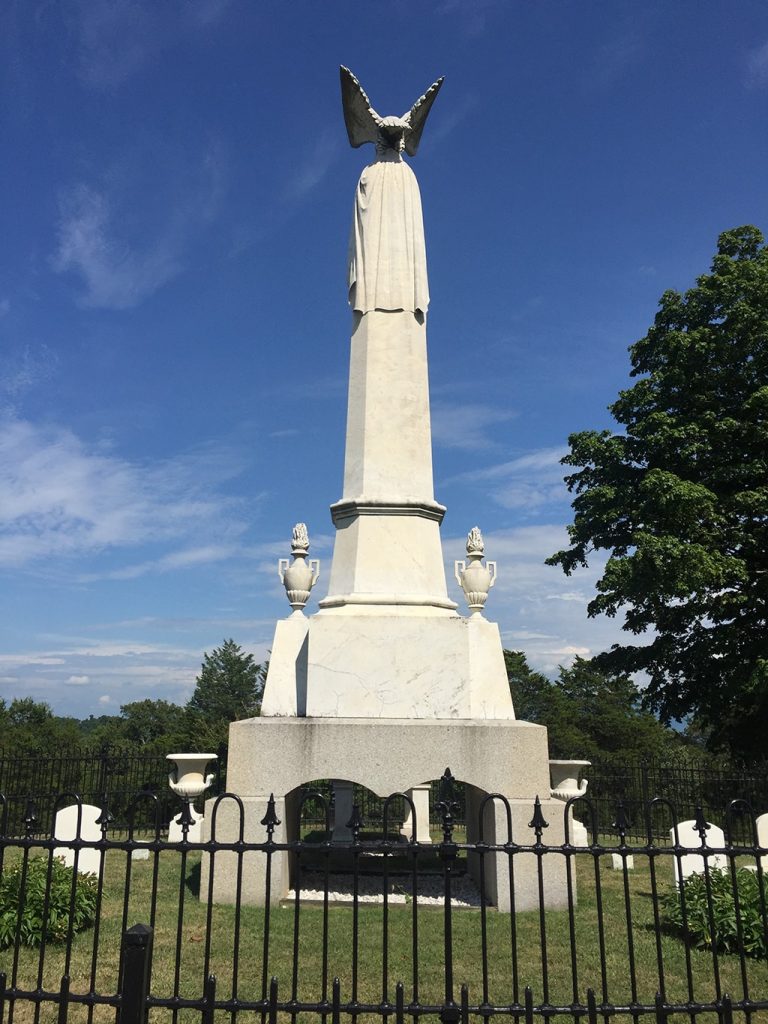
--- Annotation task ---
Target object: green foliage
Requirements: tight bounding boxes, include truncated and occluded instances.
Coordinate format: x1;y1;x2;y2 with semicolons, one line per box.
186;638;265;749
0;698;81;753
0;856;98;949
119;699;188;747
505;651;681;761
547;226;768;760
661;867;767;959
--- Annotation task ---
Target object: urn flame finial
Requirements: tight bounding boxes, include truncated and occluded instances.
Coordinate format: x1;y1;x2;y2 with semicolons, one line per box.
279;523;320;613
454;526;497;616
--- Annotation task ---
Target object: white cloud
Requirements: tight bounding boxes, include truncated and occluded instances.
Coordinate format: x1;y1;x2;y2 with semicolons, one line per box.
447;445;569;511
51;185;181;310
431;402;517;452
66;675;90;686
98;695;111;705
745;40;768;89
0;419;247;570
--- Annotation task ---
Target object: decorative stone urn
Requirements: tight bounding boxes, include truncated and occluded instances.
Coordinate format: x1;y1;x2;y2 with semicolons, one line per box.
549;759;591;801
278;523;320;612
167;753;217;826
454;526;496;615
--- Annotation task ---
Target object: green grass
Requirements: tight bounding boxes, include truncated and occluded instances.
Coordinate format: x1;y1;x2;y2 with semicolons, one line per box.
1;844;767;1024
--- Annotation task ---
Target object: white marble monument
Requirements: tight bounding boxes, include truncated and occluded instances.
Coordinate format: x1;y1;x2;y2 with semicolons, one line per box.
204;67;568;911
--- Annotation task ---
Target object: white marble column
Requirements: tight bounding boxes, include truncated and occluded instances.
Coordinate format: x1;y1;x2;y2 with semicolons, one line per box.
399;784;432;843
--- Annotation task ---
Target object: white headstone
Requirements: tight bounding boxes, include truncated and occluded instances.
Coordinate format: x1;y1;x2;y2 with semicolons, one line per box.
671;819;727;885
755;812;768;872
53;803;102;878
168;807;204;844
611;853;635;870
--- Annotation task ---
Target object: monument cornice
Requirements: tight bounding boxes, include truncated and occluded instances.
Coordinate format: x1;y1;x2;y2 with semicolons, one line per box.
329;497;446;525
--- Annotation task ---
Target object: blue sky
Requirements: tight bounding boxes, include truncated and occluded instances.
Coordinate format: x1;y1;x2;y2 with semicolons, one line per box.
1;1;766;718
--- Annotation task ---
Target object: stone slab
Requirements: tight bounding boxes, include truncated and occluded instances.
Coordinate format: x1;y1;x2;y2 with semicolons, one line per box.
226;717;547;797
262;612;514;720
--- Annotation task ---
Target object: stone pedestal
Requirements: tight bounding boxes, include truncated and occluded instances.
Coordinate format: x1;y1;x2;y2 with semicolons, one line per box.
202;717;569;911
400;784;432;843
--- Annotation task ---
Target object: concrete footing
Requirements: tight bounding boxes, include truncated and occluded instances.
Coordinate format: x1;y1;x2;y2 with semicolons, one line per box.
201;717;571;911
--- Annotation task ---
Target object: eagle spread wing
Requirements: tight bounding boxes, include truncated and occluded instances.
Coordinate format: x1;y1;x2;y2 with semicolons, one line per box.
402;77;444;157
340;66;445;156
340;66;381;148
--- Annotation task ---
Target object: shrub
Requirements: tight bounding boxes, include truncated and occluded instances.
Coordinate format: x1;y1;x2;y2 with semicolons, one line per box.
661;866;767;958
0;855;98;949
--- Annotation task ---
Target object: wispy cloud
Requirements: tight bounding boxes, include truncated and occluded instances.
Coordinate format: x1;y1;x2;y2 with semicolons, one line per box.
447;445;569;512
52;143;225;310
0;345;58;413
591;29;645;88
434;0;502;38
0;419;248;570
51;185;181;310
427;94;478;150
745;40;768;89
71;0;232;89
82;544;240;582
431;402;516;452
284;129;339;202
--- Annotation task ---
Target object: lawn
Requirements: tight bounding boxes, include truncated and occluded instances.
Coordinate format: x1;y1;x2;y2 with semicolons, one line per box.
1;841;766;1024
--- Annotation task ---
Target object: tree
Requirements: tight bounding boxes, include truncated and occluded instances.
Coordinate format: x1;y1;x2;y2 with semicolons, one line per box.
185;639;265;749
547;226;768;759
118;700;187;748
0;697;81;751
505;651;679;761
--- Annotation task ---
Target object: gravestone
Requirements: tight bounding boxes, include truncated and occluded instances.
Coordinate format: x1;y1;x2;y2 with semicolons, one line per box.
755;812;768;872
53;803;102;878
611;853;634;870
671;820;727;885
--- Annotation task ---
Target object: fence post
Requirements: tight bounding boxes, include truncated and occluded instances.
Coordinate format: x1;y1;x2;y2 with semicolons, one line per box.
118;923;153;1024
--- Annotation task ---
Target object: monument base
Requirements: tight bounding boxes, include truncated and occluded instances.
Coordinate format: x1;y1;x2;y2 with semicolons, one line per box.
201;717;571;911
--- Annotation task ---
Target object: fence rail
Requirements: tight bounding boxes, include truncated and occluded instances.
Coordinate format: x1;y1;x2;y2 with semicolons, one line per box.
0;770;767;1023
4;746;766;842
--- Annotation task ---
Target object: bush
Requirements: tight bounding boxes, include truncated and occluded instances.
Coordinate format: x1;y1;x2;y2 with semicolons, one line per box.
661;866;767;958
0;855;98;949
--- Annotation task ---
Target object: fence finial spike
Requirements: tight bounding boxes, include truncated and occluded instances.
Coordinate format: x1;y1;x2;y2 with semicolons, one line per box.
528;795;549;837
693;805;710;843
260;793;281;834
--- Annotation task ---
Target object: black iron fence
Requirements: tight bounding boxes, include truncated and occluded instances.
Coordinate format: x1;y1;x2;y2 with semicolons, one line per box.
585;760;768;842
7;745;767;844
1;770;767;1023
